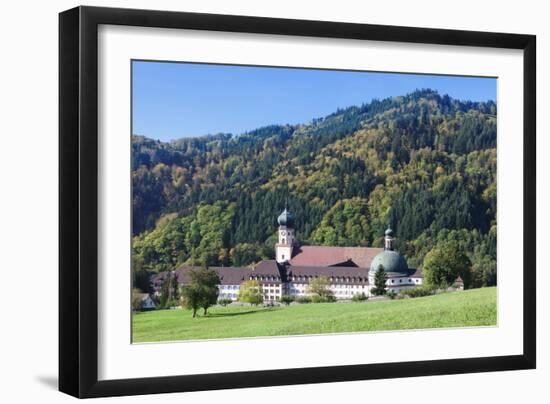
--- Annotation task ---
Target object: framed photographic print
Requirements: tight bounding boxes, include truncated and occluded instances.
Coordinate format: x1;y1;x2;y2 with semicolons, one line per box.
59;6;536;398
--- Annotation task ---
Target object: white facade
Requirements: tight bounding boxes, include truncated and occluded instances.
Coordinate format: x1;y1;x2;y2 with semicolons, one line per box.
286;275;423;299
218;284;241;301
207;271;424;304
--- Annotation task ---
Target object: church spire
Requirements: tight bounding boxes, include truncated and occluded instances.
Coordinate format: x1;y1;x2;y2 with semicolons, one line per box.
277;206;295;228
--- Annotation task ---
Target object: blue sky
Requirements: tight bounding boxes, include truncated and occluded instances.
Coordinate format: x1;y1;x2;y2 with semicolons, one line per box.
132;60;496;142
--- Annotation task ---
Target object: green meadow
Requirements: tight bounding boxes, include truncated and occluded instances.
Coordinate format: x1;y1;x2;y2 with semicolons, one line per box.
132;287;496;343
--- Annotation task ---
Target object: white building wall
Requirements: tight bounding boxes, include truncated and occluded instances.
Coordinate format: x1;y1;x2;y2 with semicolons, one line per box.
218;284;241;301
215;276;422;302
276;245;293;263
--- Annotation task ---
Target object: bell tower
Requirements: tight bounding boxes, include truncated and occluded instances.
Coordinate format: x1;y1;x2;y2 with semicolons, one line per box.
276;208;295;263
384;226;395;251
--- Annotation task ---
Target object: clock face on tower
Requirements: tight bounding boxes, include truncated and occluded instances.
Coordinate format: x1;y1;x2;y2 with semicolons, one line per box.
280;230;286;236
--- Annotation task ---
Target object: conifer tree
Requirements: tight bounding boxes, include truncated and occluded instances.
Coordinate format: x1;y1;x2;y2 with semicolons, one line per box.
371;265;388;296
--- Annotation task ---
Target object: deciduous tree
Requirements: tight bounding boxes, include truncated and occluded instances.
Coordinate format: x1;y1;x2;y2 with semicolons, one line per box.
308;276;336;302
238;280;263;305
180;267;220;317
423;240;472;288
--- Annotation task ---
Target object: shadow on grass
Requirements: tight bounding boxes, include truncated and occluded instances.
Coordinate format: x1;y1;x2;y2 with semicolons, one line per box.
206;307;281;318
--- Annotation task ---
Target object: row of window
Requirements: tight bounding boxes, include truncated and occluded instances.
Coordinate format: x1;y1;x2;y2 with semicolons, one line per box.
219;293;238;299
221;285;239;290
388;279;421;284
214;278;421;292
288;275;369;283
250;276;281;281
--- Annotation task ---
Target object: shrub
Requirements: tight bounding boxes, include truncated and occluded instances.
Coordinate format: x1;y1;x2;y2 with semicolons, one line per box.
401;286;436;298
217;298;233;306
351;292;368;302
311;294;337;303
387;290;397;300
280;295;295;306
295;296;312;304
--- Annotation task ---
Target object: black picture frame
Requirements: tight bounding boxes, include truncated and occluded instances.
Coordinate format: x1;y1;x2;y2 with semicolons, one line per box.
59;5;536;398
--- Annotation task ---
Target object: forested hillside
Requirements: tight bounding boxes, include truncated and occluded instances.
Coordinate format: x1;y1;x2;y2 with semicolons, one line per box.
132;89;497;288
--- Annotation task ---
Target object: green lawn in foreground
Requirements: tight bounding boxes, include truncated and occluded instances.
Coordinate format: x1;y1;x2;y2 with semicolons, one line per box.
132;287;496;343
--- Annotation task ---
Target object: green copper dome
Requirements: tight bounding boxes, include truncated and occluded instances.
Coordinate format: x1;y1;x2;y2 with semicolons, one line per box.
277;208;295;227
385;227;394;237
370;250;408;275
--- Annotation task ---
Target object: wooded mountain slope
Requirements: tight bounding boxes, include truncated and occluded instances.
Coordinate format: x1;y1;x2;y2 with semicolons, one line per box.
132;89;497;288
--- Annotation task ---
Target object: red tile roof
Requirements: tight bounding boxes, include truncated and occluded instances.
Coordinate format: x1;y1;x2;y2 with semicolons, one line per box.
288;265;370;284
174;266;255;285
289;246;383;268
253;260;280;275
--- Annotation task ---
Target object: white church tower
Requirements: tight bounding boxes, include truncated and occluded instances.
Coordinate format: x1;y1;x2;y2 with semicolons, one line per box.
276;208;295;263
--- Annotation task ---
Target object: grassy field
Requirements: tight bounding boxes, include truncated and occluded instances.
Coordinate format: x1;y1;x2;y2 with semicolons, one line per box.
132;287;496;343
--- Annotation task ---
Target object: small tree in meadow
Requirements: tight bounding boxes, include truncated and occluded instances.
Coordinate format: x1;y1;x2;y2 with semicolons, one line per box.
180;267;220;317
238;280;264;306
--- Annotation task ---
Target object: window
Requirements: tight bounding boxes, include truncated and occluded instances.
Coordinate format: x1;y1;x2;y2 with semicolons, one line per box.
282;254;285;260
399;279;402;283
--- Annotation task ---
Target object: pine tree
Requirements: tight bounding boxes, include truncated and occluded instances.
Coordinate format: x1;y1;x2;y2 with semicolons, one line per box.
371;264;388;296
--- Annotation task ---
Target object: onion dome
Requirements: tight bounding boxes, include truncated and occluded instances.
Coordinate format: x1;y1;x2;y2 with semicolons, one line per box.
369;250;408;276
277;208;295;227
385;227;394;237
